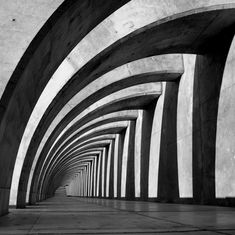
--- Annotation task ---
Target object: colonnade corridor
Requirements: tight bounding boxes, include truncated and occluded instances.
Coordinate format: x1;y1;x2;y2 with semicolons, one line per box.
0;187;234;234
2;1;235;234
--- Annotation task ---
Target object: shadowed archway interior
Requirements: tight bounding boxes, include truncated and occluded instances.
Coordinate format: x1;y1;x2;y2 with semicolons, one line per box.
0;0;235;234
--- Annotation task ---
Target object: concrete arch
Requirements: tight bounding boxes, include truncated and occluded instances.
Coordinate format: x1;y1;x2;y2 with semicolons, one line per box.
38;123;130;200
24;5;235;202
28;5;235;205
20;68;179;207
28;83;161;205
53;112;138;156
47;138;115;183
45;147;109;199
1;1;235;216
0;0;130;215
43;118;138;199
34;134;123;202
50;157;97;187
42;120;134;175
18;72;165;207
27;71;176;190
14;1;190;200
40;133;123;197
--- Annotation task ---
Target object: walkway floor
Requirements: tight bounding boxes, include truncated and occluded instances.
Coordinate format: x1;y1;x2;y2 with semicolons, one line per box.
0;193;235;234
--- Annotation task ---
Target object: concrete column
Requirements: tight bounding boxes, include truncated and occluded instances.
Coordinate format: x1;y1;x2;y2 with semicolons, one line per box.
108;140;115;199
98;150;104;197
66;183;71;196
193;32;233;204
81;171;84;197
16;185;26;208
78;173;81;197
73;179;77;196
106;143;112;197
65;185;69;196
121;125;130;198
158;81;180;202
84;167;88;197
86;164;90;197
122;120;136;200
77;173;80;196
97;152;101;197
177;54;195;198
83;167;87;197
103;146;109;198
70;180;74;196
140;102;156;200
90;161;94;197
75;176;79;196
78;172;82;196
83;170;86;197
86;165;89;197
148;86;165;198
117;131;125;199
101;148;107;198
93;157;97;197
89;162;92;196
113;135;119;198
134;111;143;198
216;36;235;198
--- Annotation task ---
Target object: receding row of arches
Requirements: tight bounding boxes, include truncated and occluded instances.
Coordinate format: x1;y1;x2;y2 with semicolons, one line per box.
0;0;235;217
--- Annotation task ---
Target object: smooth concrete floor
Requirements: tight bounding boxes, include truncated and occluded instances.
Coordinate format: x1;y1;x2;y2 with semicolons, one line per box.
0;193;235;234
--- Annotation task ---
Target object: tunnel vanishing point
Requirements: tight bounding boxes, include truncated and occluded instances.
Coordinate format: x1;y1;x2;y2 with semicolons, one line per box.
1;0;235;227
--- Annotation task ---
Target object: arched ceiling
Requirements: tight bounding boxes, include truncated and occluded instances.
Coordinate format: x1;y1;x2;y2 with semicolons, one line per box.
0;0;234;211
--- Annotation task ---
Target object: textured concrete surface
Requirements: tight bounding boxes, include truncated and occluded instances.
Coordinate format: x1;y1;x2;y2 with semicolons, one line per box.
1;0;235;219
216;35;235;197
8;1;234;212
192;30;234;204
1;188;235;234
22;55;181;206
177;54;196;198
29;6;235;206
148;83;166;198
34;83;161;200
0;0;63;99
158;82;179;201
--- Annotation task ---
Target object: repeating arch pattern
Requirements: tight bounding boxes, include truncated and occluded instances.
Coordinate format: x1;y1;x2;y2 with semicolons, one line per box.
0;0;235;216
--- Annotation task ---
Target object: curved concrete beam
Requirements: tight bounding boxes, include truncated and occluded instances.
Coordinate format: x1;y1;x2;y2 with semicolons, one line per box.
48;139;114;182
31;6;235;178
28;94;157;204
25;5;235;206
19;77;162;207
52;154;98;178
51;157;96;187
12;54;180;205
4;2;235;214
50;164;88;195
0;0;130;215
51;135;117;171
19;3;235;201
28;83;161;203
35;79;162;179
39;142;111;197
38;122;130;197
37;82;161;172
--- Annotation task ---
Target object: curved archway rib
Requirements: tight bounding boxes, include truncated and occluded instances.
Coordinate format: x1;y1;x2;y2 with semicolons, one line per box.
27;5;235;204
39;124;129;199
0;0;130;215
